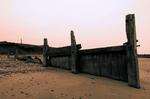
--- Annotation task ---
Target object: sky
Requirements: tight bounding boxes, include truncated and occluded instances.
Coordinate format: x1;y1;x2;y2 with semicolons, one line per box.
0;0;149;54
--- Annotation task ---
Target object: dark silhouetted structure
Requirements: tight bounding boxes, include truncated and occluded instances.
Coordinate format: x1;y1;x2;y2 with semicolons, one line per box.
43;14;140;88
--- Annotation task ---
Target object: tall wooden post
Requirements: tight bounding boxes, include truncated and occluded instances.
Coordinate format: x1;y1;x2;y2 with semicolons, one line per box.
70;30;78;73
126;14;140;88
43;38;49;67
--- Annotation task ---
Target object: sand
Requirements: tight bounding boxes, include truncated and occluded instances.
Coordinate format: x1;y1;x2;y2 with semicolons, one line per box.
0;55;150;99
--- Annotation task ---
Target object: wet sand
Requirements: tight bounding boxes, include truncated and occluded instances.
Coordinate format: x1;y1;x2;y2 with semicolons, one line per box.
0;55;150;99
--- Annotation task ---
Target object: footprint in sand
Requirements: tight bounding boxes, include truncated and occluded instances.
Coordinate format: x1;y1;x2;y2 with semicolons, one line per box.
91;81;96;84
20;91;29;96
11;94;15;97
1;92;4;95
27;85;30;87
65;94;68;96
20;82;24;84
60;93;64;97
72;97;75;99
30;77;34;82
89;93;92;96
20;91;24;94
50;89;54;93
37;82;40;85
10;88;14;91
24;93;29;96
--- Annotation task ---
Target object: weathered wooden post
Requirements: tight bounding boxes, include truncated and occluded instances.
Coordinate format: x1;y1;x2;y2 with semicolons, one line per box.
43;38;49;67
70;30;78;73
126;14;140;88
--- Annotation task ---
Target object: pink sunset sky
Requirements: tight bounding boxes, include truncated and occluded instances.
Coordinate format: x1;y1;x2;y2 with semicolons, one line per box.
0;0;149;54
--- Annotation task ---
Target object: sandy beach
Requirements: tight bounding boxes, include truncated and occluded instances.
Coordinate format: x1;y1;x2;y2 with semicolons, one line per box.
0;55;150;99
